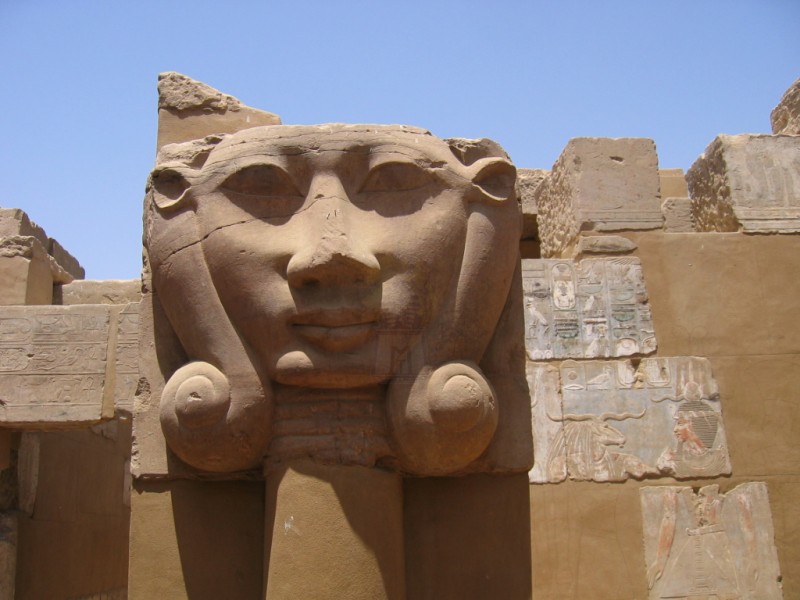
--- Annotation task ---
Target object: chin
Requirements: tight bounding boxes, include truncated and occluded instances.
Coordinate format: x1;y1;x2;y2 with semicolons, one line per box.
270;349;395;390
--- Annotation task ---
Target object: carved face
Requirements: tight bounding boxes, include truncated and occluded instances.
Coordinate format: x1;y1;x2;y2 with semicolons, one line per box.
150;125;518;391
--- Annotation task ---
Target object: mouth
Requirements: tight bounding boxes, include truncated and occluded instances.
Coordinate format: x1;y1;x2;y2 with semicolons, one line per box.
291;310;379;352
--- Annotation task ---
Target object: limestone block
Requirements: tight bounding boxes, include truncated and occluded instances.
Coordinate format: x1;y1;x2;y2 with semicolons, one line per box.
522;257;656;360
0;512;17;599
537;138;662;257
658;168;688;199
576;235;637;255
662;197;694;232
0;208;47;246
530;357;731;483
516;168;548;240
0;304;138;427
47;237;84;280
771;76;800;135
157;71;281;149
56;279;141;306
641;483;783;599
688;134;800;232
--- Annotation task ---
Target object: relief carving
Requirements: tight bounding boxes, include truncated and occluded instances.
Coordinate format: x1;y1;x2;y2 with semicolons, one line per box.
0;305;135;426
143;124;529;476
641;483;784;599
522;257;656;360
529;357;731;482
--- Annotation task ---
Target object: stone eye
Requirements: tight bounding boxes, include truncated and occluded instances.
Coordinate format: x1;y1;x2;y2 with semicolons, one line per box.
219;164;301;198
360;162;431;193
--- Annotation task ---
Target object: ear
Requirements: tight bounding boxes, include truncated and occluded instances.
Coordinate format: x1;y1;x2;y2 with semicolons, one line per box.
466;158;517;203
149;164;195;211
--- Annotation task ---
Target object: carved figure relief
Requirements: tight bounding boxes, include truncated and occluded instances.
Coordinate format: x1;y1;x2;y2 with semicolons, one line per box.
143;124;528;476
529;357;731;482
522;257;656;360
641;483;784;599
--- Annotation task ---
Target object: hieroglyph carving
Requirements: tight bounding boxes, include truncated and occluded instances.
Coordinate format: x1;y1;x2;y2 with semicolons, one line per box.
143;124;529;476
529;357;731;483
641;483;783;599
0;305;137;426
522;258;656;360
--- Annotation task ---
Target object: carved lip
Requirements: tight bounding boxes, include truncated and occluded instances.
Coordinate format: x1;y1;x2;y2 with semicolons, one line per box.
291;310;379;352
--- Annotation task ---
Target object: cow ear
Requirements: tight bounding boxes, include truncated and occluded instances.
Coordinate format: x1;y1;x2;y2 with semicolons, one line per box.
150;165;194;211
467;158;517;203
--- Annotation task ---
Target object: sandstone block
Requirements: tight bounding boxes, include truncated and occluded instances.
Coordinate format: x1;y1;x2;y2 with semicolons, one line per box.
661;197;694;232
771;76;800;135
0;208;47;247
641;483;783;599
688;134;800;232
0;236;75;306
516;168;548;240
529;357;731;483
56;279;141;305
47;237;84;280
522;257;656;360
577;235;638;255
157;72;281;149
0;304;138;427
537;138;662;257
658;168;688;199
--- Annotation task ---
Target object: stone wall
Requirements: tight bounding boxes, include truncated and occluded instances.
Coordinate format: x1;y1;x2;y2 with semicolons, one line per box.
2;74;799;599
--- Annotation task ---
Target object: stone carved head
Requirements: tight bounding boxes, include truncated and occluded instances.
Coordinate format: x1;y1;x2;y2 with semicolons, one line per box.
144;124;525;476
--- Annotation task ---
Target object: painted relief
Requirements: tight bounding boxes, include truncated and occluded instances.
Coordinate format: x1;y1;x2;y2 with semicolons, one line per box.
522;258;656;360
529;356;731;482
641;483;783;599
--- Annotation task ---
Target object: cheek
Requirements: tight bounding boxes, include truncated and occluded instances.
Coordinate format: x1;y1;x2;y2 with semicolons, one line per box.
201;222;293;321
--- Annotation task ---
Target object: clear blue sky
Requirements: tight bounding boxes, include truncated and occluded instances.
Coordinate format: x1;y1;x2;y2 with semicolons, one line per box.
1;1;798;280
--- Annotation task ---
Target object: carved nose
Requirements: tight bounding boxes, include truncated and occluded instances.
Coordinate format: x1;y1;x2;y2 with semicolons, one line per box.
286;199;380;289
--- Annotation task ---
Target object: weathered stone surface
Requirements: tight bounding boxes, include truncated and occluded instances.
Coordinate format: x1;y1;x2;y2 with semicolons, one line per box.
139;123;529;477
641;483;783;599
0;235;74;297
537;138;663;257
516;168;548;240
771;76;800;135
47;237;84;280
662;197;694;232
0;208;48;246
577;235;638;255
530;357;730;483
0;304;137;426
522;257;656;360
688;134;800;232
56;279;141;305
157;72;281;148
526;362;564;483
658;168;688;199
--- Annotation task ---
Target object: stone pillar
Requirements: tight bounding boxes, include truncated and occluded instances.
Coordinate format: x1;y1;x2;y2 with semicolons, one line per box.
264;460;405;600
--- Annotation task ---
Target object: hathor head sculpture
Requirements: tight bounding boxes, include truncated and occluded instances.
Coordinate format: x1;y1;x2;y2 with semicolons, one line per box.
144;123;524;476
